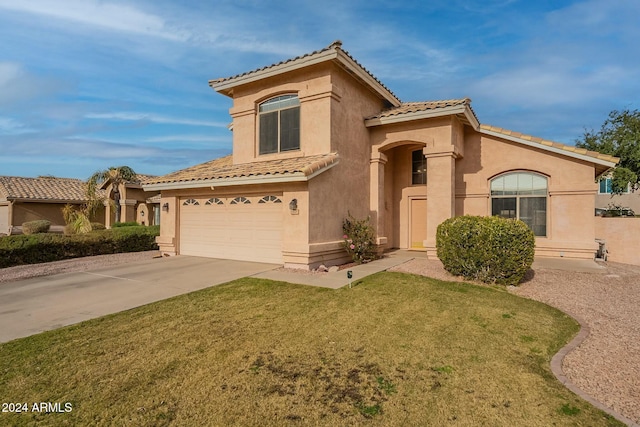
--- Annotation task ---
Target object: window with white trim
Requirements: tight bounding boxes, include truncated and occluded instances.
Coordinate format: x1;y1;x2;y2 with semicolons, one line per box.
259;95;300;155
491;172;547;236
599;177;629;194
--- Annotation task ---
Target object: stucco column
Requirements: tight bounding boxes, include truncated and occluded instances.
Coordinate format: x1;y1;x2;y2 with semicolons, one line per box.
424;148;457;258
103;200;112;229
121;199;137;223
370;152;388;247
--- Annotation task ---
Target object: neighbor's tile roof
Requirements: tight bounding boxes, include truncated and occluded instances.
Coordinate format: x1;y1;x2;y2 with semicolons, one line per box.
132;174;156;183
210;40;400;103
0;176;101;202
480;124;619;164
144;153;339;185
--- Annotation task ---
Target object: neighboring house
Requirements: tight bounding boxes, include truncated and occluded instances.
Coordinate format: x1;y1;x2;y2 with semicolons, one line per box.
595;175;640;214
101;175;160;228
143;41;618;268
0;176;106;235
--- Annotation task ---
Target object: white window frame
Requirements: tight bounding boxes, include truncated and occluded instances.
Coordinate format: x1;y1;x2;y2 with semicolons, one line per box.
490;172;548;237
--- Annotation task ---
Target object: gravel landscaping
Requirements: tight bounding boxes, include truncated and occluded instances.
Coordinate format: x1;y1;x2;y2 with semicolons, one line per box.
390;258;640;426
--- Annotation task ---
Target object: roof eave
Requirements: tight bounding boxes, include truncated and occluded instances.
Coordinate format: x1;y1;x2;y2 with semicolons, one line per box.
365;105;479;129
209;49;340;97
480;128;619;168
143;159;339;191
209;48;400;106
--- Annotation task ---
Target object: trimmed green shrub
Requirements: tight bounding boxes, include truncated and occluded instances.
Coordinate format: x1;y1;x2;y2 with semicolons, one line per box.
0;225;159;268
111;221;140;227
342;214;378;263
90;222;106;231
22;220;51;235
436;215;535;286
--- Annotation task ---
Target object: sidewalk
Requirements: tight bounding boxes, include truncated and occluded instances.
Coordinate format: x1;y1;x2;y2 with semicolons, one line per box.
251;254;414;289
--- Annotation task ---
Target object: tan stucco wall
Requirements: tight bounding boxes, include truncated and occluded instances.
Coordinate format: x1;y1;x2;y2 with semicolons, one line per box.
595;217;640;265
210;62;387;268
371;117;460;253
10;201;105;230
596;193;640;212
370;120;600;260
229;63;337;165
457;131;598;258
13;202;105;226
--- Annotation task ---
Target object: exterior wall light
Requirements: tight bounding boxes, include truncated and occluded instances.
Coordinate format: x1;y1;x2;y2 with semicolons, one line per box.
162;203;169;212
289;198;298;213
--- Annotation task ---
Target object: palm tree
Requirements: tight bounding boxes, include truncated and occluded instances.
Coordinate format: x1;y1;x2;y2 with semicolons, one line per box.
88;166;137;224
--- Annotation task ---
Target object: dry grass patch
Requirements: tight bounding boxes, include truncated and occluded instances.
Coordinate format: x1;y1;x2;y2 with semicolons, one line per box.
0;273;623;426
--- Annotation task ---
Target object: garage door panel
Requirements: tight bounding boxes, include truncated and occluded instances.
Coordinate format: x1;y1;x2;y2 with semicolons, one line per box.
179;195;283;263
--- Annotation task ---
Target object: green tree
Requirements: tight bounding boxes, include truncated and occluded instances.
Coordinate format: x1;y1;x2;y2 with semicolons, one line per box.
88;166;137;224
576;109;640;194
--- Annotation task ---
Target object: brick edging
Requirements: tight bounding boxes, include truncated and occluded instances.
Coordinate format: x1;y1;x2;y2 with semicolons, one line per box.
550;311;640;427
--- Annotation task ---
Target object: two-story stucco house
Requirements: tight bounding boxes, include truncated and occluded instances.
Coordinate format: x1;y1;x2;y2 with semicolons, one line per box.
143;41;618;269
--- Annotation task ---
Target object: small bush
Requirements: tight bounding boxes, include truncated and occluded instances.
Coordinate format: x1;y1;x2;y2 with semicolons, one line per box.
111;221;140;227
436;215;535;286
22;220;51;235
342;214;378;263
0;225;159;268
90;222;106;230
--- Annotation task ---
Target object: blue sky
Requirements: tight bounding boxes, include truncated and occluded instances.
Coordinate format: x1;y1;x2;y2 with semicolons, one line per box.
1;0;638;179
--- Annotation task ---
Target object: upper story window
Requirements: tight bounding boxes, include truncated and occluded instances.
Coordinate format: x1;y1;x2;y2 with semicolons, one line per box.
491;172;547;237
599;177;629;194
259;94;300;155
412;150;426;185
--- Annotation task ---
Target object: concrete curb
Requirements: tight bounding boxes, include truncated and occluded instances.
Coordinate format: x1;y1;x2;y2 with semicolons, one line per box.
550;310;639;427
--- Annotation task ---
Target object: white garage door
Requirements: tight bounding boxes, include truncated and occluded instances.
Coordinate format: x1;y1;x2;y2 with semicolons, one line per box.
0;205;8;235
179;195;283;264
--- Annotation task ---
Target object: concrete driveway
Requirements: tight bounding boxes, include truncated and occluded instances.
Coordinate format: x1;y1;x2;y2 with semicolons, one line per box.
0;256;277;343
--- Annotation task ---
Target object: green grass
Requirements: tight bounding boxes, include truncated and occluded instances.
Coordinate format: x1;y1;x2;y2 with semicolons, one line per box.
0;272;623;426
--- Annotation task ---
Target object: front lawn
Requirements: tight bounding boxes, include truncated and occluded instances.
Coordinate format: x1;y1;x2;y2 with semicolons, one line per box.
0;273;622;426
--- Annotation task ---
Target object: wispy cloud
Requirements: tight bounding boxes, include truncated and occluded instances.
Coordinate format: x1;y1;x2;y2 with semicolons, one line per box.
0;0;188;41
0;117;33;135
85;112;228;128
0;62;65;107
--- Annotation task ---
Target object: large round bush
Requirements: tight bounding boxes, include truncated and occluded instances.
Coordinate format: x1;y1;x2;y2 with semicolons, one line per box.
436;215;535;285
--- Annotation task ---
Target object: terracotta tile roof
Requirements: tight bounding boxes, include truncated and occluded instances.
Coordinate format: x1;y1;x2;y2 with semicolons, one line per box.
133;174;156;182
210;40;400;103
144;153;339;186
366;98;478;121
0;176;101;202
480;124;619;164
